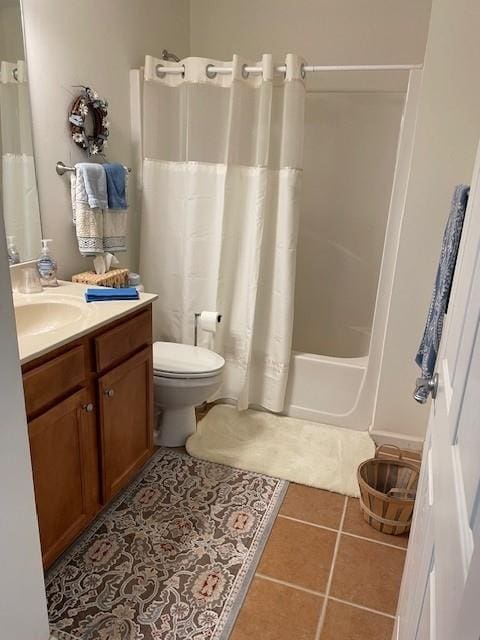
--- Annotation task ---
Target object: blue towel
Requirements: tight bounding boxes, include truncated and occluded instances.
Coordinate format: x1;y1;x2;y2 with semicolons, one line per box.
104;163;128;209
85;287;139;302
75;163;108;209
414;184;469;402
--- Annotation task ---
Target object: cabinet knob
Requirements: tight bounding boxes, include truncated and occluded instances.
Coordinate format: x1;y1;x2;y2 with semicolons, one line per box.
83;403;94;413
104;389;115;397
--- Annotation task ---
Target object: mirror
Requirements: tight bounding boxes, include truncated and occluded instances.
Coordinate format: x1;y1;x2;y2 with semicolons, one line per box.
0;0;41;263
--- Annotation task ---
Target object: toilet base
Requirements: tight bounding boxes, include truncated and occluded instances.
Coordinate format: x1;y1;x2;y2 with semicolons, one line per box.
154;406;197;447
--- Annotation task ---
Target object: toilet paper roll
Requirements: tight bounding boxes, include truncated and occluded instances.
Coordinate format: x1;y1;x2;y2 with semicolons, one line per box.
198;311;222;333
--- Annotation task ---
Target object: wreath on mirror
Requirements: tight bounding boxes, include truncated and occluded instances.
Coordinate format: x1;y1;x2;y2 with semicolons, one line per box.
68;86;109;156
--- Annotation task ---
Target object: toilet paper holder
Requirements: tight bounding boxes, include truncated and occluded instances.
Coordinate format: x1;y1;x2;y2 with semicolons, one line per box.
194;312;222;346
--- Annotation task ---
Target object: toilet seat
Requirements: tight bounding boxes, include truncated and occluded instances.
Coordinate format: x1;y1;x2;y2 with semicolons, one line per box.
153;341;225;379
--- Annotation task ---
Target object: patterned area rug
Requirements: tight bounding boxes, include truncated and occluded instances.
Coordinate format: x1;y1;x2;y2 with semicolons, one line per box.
46;448;287;640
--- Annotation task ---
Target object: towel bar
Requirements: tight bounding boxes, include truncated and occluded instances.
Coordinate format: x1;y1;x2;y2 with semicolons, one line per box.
56;161;132;176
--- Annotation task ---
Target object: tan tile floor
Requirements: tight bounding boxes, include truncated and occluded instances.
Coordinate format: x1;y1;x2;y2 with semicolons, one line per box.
230;483;407;640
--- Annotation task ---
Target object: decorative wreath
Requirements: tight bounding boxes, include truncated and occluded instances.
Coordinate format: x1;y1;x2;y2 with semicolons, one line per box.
68;86;109;156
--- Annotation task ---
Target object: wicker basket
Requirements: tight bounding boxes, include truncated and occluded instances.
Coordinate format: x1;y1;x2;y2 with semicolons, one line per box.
72;268;129;288
357;445;420;536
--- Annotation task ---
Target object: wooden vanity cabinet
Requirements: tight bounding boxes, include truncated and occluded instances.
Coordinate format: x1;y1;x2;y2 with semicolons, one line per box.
28;389;95;568
99;347;153;501
22;305;154;568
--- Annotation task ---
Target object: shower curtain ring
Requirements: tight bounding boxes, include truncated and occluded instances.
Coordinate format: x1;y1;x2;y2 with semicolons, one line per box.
241;64;249;79
300;63;306;79
206;64;217;79
155;63;166;79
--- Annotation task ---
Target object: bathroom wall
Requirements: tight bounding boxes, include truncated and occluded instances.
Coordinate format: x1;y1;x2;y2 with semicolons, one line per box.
190;0;432;66
373;0;480;443
293;91;404;357
21;0;190;279
0;0;24;61
0;215;49;637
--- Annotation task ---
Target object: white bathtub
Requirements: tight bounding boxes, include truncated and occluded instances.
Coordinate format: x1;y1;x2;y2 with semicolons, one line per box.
284;351;368;428
285;72;423;435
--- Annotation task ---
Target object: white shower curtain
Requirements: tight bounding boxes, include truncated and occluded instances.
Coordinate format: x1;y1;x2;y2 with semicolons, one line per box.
140;54;305;411
0;60;41;260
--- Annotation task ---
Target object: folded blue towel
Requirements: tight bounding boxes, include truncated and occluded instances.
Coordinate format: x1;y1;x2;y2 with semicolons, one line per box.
414;184;469;402
85;287;139;302
104;163;128;209
75;163;108;209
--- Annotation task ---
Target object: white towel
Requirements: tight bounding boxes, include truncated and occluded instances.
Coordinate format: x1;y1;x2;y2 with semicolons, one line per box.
71;173;103;255
103;170;128;253
103;210;128;253
71;172;128;256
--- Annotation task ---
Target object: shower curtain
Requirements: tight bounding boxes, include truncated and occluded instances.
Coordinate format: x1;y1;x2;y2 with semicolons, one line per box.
0;60;41;260
140;54;305;411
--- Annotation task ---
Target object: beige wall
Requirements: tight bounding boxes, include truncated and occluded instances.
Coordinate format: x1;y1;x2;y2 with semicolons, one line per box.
190;0;431;65
21;0;190;279
0;1;24;61
373;0;480;441
294;90;404;357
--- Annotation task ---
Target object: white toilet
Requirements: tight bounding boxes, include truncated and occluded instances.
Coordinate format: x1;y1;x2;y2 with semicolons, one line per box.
152;341;225;447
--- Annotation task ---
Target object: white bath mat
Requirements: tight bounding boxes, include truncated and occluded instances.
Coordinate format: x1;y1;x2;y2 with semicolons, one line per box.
186;404;375;497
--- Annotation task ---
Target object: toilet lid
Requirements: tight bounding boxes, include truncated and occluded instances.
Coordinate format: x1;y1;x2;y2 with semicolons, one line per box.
153;341;225;377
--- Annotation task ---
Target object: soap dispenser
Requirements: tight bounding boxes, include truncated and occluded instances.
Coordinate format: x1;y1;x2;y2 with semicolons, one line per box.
37;238;59;287
6;236;20;266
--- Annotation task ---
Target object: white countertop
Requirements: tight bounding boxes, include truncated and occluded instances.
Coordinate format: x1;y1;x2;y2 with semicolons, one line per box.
14;281;158;366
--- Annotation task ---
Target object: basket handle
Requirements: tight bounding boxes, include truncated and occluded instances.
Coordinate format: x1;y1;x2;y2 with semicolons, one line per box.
387;487;417;500
375;444;403;460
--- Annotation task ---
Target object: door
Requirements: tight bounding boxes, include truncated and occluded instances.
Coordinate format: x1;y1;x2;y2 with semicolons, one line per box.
28;388;94;568
99;347;153;501
396;141;480;639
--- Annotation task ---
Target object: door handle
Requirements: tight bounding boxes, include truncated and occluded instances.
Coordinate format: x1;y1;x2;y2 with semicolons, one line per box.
83;403;94;413
104;388;115;397
414;373;439;403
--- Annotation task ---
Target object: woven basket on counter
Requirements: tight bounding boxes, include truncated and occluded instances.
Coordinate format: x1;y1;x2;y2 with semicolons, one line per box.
357;445;420;536
72;268;129;288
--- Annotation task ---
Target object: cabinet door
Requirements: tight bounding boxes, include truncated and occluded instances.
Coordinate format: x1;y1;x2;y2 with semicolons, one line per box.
99;347;153;501
28;389;95;568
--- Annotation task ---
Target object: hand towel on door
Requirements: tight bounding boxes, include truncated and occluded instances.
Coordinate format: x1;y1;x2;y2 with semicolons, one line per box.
414;184;470;402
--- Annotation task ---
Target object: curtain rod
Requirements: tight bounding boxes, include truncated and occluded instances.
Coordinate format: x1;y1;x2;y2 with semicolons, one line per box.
155;63;423;78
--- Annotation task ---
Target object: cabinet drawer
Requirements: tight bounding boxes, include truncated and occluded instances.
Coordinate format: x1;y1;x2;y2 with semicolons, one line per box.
95;309;151;373
23;345;86;417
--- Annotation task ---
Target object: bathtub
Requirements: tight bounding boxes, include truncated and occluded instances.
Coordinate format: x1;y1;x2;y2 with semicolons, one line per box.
284;72;422;434
284;351;368;429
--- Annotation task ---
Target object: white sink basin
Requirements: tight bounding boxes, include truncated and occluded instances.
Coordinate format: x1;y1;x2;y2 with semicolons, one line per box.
14;299;86;338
